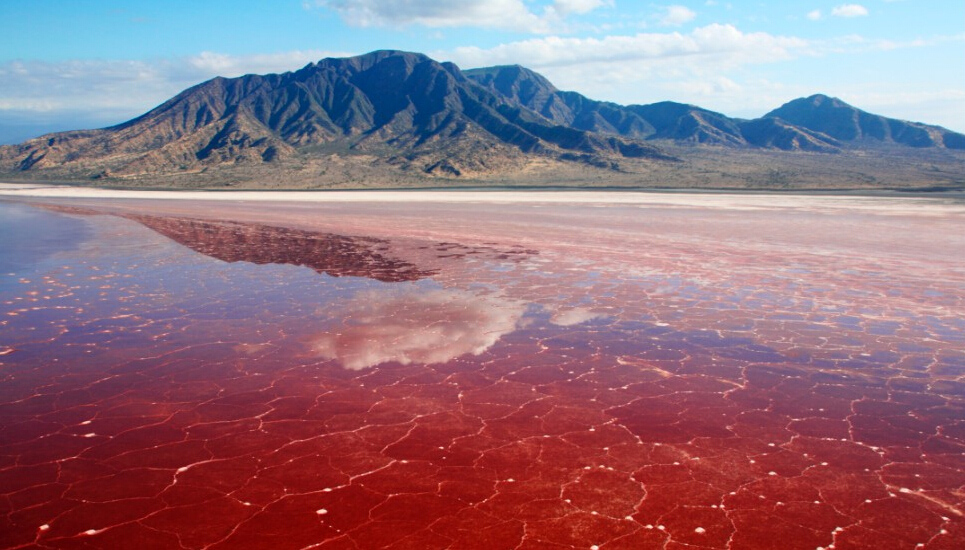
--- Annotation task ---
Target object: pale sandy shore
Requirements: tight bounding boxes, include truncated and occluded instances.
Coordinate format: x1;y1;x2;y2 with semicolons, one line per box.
1;181;963;215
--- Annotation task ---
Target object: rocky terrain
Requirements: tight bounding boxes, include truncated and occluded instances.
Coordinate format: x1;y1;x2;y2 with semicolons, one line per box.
1;50;963;190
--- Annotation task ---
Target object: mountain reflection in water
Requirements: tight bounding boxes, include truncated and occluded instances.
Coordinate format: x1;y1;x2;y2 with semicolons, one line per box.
126;214;436;283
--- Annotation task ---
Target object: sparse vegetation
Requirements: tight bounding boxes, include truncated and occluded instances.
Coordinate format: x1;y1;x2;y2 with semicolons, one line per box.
1;51;963;191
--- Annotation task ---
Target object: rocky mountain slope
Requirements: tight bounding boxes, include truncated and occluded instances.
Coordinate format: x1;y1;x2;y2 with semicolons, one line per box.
1;50;963;189
764;94;965;149
465;64;961;153
0;51;669;181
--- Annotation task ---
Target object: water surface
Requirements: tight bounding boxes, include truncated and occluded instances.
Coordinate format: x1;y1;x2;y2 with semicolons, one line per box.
1;196;963;549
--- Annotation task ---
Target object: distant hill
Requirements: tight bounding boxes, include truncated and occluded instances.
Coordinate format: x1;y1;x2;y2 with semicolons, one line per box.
1;50;963;189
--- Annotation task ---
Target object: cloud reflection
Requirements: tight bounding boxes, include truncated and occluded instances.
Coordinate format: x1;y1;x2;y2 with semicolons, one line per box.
312;288;525;370
550;307;601;326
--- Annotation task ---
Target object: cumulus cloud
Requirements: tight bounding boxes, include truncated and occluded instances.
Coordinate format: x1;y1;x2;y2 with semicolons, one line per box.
659;5;697;27
440;23;808;120
444;24;807;71
806;9;822;21
311;288;525;370
831;4;868;17
311;0;610;33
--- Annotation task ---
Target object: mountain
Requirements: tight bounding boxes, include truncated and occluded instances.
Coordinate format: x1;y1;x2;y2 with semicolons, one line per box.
464;65;747;145
765;94;965;149
464;65;657;139
1;50;963;189
0;51;670;181
465;65;964;153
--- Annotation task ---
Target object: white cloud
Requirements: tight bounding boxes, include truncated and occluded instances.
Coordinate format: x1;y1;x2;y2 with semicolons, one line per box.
552;0;610;16
311;0;610;33
310;288;525;370
440;24;809;123
659;5;697;27
314;0;544;32
831;4;869;17
443;24;808;71
550;308;601;326
807;10;822;21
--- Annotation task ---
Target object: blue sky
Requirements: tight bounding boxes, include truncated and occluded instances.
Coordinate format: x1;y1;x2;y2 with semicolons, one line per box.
1;0;963;143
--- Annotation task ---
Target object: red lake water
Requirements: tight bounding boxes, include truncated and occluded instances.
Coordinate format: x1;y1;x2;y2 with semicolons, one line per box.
0;193;963;549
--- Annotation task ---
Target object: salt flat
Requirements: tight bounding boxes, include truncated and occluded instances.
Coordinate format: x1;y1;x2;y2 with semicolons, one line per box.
3;181;964;215
1;185;963;549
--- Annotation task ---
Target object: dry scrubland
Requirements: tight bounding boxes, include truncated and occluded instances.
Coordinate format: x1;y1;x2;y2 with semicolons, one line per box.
2;143;963;191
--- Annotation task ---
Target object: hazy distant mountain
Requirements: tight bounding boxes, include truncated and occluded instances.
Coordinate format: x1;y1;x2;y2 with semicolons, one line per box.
764;94;965;150
1;50;962;188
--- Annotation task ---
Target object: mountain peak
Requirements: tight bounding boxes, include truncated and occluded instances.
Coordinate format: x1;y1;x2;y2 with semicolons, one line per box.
464;64;559;102
765;93;958;147
315;50;434;74
336;49;430;63
803;93;839;104
786;94;854;111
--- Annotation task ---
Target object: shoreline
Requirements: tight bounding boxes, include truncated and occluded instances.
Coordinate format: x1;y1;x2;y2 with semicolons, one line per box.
2;180;964;198
3;182;965;217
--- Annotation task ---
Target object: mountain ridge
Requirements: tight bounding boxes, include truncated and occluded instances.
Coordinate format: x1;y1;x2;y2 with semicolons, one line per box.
1;49;963;189
464;64;962;153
